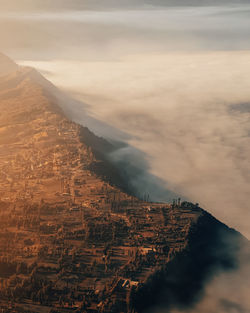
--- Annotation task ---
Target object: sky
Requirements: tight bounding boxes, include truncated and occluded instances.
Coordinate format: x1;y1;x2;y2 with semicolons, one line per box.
0;0;250;238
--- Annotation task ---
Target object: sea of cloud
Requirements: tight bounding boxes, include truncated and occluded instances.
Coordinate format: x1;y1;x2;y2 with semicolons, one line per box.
20;52;250;238
1;0;250;235
1;2;250;312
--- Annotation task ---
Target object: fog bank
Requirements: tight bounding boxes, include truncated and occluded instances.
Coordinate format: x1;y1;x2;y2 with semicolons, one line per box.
21;52;250;238
1;1;250;236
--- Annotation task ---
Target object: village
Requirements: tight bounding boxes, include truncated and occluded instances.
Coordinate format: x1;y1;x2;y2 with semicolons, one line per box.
0;75;202;313
0;121;201;312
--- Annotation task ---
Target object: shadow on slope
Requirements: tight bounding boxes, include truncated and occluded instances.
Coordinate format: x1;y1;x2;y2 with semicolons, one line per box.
0;54;179;202
21;64;181;201
130;210;250;313
78;124;180;201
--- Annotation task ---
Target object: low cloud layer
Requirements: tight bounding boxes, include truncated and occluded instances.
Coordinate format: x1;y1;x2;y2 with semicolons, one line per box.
22;52;250;238
152;261;250;313
163;243;250;313
1;2;250;313
1;0;250;11
2;1;249;235
1;4;250;61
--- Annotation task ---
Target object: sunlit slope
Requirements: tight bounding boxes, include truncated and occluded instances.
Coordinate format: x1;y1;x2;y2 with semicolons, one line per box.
0;56;248;313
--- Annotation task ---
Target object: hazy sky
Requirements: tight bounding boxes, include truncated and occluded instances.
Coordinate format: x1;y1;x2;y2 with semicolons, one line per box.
1;1;250;238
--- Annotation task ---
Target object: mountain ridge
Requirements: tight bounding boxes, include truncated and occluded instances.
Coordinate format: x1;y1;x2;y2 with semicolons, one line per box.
0;56;249;313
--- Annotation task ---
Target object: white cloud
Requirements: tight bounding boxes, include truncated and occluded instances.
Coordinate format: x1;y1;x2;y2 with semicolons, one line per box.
20;51;250;238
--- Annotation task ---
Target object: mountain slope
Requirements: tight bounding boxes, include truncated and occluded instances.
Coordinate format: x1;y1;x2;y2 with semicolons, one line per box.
0;57;249;313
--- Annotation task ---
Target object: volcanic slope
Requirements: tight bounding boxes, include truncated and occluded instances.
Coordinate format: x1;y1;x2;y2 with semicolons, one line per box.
0;59;248;313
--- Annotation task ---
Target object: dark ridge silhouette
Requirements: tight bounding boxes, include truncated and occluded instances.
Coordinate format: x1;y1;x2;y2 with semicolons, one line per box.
78;126;133;194
130;210;248;313
0;54;249;313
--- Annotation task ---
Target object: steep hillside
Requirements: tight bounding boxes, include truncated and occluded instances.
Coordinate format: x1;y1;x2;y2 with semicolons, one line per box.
0;59;248;313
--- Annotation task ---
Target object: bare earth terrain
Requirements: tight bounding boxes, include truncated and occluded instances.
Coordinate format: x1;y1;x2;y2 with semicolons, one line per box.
0;55;248;313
